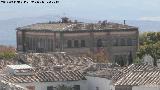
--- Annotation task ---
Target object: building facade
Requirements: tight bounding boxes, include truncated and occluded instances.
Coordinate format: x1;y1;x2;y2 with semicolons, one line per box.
16;17;139;63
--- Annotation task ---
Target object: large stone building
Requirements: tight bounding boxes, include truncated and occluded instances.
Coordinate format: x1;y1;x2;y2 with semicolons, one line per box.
16;17;139;64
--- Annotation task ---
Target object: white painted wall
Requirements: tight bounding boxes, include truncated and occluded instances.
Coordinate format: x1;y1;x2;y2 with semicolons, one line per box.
86;76;112;90
14;80;87;90
133;85;160;90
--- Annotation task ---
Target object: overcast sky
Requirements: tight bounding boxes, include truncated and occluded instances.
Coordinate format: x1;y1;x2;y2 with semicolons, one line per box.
0;0;160;20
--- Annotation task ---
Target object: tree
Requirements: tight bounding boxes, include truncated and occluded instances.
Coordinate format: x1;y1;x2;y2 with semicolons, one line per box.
94;48;110;63
137;32;160;66
128;51;133;65
0;51;16;59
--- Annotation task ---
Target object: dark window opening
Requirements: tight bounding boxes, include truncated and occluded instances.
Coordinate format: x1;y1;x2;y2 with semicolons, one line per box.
47;86;53;90
113;39;119;46
81;40;85;47
74;40;79;48
120;38;126;46
97;39;103;47
74;85;80;90
56;41;60;49
114;55;127;67
67;40;72;48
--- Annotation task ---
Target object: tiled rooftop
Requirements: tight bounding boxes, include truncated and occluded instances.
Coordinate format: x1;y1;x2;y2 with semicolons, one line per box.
115;70;160;86
113;64;160;85
86;69;113;79
0;60;17;72
19;53;94;72
121;64;160;73
0;80;27;90
1;70;86;83
111;64;158;83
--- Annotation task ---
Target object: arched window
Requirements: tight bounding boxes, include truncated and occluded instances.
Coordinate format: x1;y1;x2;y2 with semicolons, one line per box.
67;40;72;48
97;39;103;47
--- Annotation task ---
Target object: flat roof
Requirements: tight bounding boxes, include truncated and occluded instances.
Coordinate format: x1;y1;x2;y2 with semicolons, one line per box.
17;22;138;32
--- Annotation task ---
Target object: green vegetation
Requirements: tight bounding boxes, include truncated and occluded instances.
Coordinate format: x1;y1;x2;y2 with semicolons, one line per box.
0;45;16;59
137;32;160;66
0;51;16;59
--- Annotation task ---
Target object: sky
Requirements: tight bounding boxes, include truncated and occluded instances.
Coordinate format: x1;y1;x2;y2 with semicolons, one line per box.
0;0;160;20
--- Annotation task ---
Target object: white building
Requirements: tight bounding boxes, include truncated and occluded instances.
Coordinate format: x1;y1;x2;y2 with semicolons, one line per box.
1;64;88;90
85;69;113;90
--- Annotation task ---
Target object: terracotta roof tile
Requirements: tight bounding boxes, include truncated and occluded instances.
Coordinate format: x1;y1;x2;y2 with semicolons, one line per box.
112;64;160;83
2;70;86;83
115;71;160;86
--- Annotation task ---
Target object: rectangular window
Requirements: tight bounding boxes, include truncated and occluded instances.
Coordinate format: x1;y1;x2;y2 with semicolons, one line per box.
97;39;103;47
74;85;80;90
47;86;53;90
127;38;132;46
74;40;79;48
81;40;85;47
113;39;118;46
120;38;126;46
67;40;72;48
